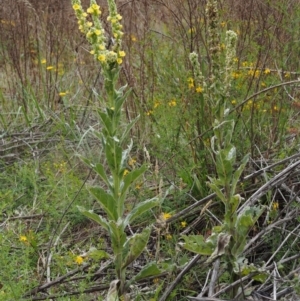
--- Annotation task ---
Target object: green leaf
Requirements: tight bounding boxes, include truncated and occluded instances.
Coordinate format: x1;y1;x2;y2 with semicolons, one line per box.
122;227;151;269
105;136;122;172
124;197;160;227
88;249;110;261
94;162;110;186
121;165;148;197
216;145;236;182
232;206;265;256
120;115;140;144
230;153;249;197
130;262;162;283
120;140;133;170
77;206;109;231
181;235;215;255
207;178;227;204
98;110;114;136
89;187;118;221
108;220;127;263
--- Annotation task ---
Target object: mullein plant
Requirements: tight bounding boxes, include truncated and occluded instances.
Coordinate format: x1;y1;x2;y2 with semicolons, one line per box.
182;0;266;296
71;0;162;299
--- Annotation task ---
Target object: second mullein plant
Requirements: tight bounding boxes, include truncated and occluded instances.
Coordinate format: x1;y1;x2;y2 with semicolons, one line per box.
71;0;163;300
182;0;266;297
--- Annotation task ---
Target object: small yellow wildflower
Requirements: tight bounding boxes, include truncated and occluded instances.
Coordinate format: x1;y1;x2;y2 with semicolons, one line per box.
116;14;122;21
75;256;84;265
72;3;81;10
41;59;46;64
98;54;106;62
153;278;159;284
20;235;27;242
188;27;196;34
90;50;95;55
117;58;123;65
131;35;137;42
162;212;172;220
261;82;266;87
232;72;240;79
220;21;226;28
181;221;187;228
166;234;172;240
153;101;160;108
146;110;153;116
264;68;271;75
46;66;54;70
99;44;105;50
233;57;239;63
272;202;279;210
195;86;203;93
123;169;129;176
284;72;291;78
118;51;126;57
128;158;136;166
94;29;102;36
231;100;237;105
135;182;142;190
59;92;68;97
168;100;176;107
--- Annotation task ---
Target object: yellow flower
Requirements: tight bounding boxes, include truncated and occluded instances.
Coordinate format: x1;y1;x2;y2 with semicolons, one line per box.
123;169;129;176
46;66;54;70
233;57;239;63
99;44;105;50
135;182;142;190
20;235;27;242
153;278;159;284
168;100;176;107
284;72;291;78
162;212;172;220
41;59;46;64
98;54;106;62
220;21;226;28
90;50;95;55
264;68;271;75
181;221;187;228
72;3;81;10
166;234;172;240
75;256;84;265
118;51;126;57
94;29;102;36
261;82;266;87
272;202;279;210
131;35;137;42
231;100;237;105
117;58;123;64
128;158;136;166
146;110;153;116
195;86;203;93
59;92;68;97
116;14;122;20
153;101;160;108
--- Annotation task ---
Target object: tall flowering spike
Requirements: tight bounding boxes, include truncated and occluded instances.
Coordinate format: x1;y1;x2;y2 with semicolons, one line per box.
189;52;205;90
71;0;125;69
224;30;238;97
206;0;221;86
106;0;124;53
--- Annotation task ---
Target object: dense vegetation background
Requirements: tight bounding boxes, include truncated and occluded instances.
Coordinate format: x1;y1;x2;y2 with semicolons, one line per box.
1;0;300;300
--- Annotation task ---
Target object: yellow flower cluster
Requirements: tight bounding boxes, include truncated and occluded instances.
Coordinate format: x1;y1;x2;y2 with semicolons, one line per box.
72;0;125;67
